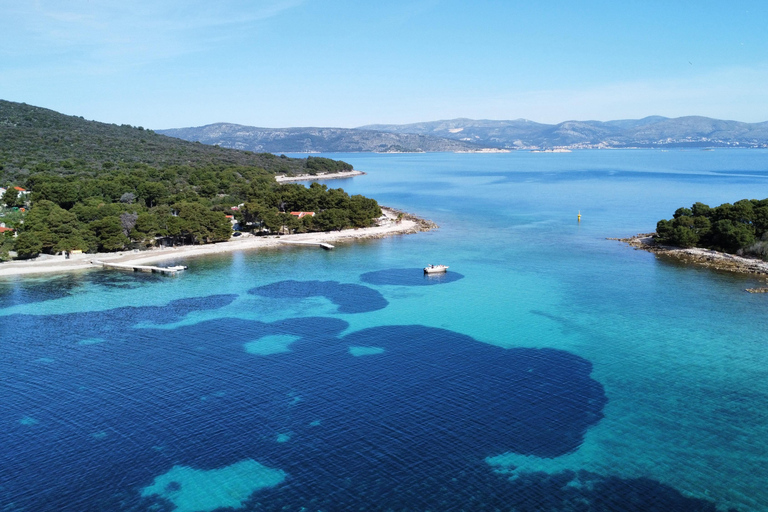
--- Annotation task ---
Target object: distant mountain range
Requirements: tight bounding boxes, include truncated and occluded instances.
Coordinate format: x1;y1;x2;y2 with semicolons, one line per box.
360;116;768;149
158;124;484;153
160;116;768;152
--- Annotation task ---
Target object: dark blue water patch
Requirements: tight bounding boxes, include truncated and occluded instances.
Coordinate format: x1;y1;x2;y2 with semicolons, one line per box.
252;468;727;512
0;314;349;511
493;470;728;512
86;269;168;288
335;325;605;459
0;270;166;309
249;280;388;313
587;474;730;512
1;307;614;511
0;294;238;354
144;294;239;325
0;312;726;510
0;276;74;308
360;267;465;286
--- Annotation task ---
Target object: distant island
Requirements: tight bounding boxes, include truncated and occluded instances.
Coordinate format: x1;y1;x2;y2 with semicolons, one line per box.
0;100;424;266
360;117;768;150
613;198;768;284
159;116;768;153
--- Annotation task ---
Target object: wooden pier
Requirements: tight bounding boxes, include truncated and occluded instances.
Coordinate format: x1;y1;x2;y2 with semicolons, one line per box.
95;261;188;275
279;241;334;250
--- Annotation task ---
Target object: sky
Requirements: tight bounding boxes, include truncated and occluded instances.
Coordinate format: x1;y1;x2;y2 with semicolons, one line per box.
2;0;767;129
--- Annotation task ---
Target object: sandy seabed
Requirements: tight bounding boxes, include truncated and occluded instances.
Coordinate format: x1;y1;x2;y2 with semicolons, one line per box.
0;208;433;278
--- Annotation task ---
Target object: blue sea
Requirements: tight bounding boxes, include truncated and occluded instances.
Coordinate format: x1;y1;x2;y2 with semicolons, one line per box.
2;150;768;511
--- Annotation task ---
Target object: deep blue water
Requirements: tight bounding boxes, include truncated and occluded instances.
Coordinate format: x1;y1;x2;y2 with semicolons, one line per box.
2;150;768;511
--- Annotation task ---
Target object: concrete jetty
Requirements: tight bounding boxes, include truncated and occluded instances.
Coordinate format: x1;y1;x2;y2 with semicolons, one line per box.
95;261;188;275
279;240;335;250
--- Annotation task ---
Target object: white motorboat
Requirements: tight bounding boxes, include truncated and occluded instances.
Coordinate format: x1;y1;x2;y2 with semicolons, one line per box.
424;264;449;274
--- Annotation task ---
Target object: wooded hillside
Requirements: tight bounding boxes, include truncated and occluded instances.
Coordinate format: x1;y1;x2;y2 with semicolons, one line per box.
0;100;377;260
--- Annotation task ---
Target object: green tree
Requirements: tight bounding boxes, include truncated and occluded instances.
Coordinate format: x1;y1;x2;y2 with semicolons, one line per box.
174;202;232;244
131;212;163;244
348;195;381;227
668;226;699;248
54;233;89;253
2;187;21;208
279;213;301;234
29;176;80;209
21;200;84;254
138;182;169;208
753;203;768;238
656;219;674;243
711;219;755;252
314;208;350;231
691;202;711;217
258;209;283;234
13;231;43;258
732;199;755;225
88;216;129;252
0;230;15;261
306;156;353;174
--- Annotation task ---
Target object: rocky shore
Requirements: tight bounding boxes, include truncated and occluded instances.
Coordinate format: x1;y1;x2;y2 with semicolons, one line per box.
610;233;768;292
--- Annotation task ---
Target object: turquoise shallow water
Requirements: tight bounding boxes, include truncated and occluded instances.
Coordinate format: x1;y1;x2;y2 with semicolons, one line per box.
2;149;768;511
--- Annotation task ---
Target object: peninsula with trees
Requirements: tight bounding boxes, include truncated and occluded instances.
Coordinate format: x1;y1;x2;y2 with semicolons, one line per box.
0;100;402;264
615;198;768;281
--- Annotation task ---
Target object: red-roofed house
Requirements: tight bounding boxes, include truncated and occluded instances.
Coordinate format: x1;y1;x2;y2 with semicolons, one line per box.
290;212;315;218
0;226;15;233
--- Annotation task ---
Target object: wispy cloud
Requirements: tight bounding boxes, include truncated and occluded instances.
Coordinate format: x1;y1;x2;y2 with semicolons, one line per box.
1;0;304;67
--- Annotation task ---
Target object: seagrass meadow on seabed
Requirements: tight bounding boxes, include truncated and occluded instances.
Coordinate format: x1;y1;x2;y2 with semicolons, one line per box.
2;149;767;511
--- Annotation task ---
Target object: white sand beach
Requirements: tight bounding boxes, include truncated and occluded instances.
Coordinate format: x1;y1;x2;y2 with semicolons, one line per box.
0;207;434;277
274;170;366;183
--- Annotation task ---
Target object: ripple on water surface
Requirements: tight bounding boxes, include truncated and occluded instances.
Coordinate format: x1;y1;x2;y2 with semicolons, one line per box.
0;290;726;510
